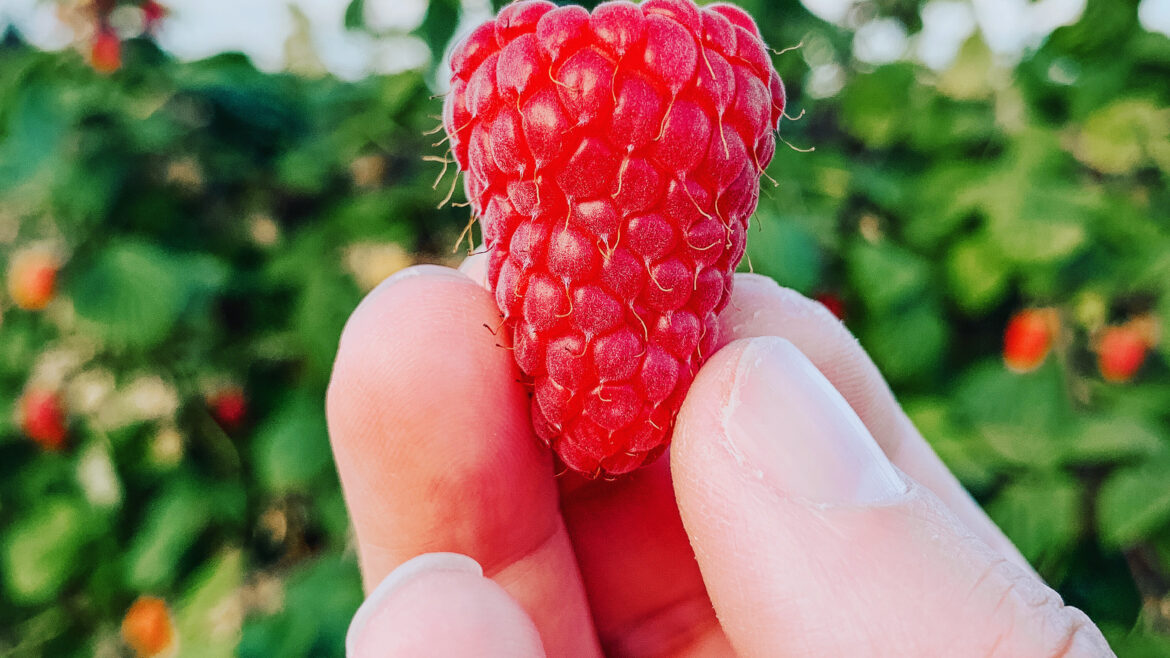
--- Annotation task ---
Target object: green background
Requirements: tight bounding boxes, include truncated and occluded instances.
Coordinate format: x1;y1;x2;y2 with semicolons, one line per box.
2;0;1169;655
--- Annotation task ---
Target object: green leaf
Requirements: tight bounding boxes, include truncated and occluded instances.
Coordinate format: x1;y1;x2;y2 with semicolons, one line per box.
2;498;92;604
988;473;1082;579
860;300;948;383
1104;627;1170;658
839;65;915;148
955;361;1073;468
277;135;340;194
742;215;823;294
174;549;245;658
851;163;909;212
902;163;986;250
0;82;70;191
295;265;362;378
945;234;1011;315
239;555;362;658
1066;415;1164;465
252;393;332;494
175;252;231;318
980;183;1090;265
343;0;366;30
70;241;186;349
125;481;213;590
1160;289;1170;364
904;397;999;491
846;240;931;313
1076;98;1170;175
1098;454;1170;548
937;36;995;100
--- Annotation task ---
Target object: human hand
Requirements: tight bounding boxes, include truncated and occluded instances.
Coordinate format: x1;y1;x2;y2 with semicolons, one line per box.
328;258;1113;657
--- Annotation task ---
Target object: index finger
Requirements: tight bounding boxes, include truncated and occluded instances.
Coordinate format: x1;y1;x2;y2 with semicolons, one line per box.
326;265;601;657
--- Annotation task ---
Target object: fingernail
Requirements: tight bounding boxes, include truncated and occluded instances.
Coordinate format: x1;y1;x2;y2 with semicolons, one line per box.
723;337;907;505
346;553;483;655
379;264;469;291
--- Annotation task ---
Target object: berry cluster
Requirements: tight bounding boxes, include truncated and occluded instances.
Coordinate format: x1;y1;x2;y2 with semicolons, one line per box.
1003;307;1157;383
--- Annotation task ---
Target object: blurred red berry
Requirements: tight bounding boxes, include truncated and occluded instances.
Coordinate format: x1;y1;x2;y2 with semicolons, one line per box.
141;1;167;32
121;596;174;657
19;388;68;451
815;292;846;320
1004;308;1057;373
6;248;58;311
1097;324;1148;383
209;388;247;429
91;28;121;74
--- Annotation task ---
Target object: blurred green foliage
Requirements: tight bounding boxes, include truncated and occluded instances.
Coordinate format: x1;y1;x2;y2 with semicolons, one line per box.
1;0;1169;655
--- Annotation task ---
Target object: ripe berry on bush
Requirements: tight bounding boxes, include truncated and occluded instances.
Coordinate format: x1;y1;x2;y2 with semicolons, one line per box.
6;248;58;311
121;596;175;657
1003;308;1057;373
208;387;247;430
91;27;121;74
141;1;167;32
19;388;68;451
815;292;846;320
1096;324;1148;383
443;0;786;477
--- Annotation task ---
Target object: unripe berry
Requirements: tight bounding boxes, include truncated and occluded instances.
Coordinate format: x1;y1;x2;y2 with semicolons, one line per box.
6;248;58;311
19;388;68;451
1003;308;1057;373
1096;324;1148;383
121;596;175;657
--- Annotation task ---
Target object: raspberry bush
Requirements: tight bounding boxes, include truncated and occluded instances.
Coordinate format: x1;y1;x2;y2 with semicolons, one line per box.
1;0;1169;656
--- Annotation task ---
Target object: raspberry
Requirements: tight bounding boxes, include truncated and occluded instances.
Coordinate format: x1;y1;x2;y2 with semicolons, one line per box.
815;292;846;320
6;247;58;311
1003;308;1057;373
91;27;121;74
121;595;175;657
443;0;784;477
19;388;68;451
208;387;247;430
141;1;167;33
1096;324;1148;383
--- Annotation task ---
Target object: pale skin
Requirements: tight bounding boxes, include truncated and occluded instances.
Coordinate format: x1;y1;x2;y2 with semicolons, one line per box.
328;254;1115;657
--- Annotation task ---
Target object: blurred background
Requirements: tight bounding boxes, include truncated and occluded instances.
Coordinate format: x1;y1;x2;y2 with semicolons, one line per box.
0;0;1168;655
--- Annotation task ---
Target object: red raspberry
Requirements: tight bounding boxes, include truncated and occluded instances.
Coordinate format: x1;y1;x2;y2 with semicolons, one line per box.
815;292;846;320
208;387;247;430
141;1;167;32
19;388;68;451
443;0;785;477
1003;308;1057;373
92;27;122;74
1096;324;1148;383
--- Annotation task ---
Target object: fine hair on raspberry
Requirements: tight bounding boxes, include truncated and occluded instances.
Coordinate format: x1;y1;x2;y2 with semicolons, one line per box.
443;0;786;478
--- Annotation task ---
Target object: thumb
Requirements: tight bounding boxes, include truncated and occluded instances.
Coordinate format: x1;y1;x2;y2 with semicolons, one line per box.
346;553;546;657
671;337;1113;658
